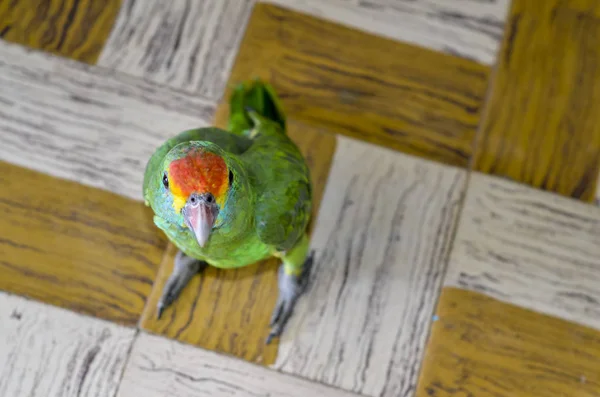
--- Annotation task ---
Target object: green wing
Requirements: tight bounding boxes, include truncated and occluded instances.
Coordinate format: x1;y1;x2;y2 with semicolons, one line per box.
142;127;252;204
255;173;312;253
251;127;312;252
229;78;311;252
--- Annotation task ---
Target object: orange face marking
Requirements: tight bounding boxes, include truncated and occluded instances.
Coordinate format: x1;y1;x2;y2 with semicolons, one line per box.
168;149;229;212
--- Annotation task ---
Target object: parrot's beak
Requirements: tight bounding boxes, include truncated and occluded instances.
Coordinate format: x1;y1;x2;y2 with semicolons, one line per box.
182;193;218;247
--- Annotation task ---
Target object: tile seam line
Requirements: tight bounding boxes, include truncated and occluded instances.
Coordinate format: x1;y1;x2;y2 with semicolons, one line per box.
0;289;138;330
136;244;173;329
410;3;511;393
136;329;371;397
466;0;509;173
2;41;217;110
111;328;141;397
258;0;495;68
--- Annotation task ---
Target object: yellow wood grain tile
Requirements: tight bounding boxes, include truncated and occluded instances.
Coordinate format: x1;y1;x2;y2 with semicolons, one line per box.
140;114;337;365
0;161;167;325
416;287;600;397
0;0;122;63
220;3;490;168
474;0;600;201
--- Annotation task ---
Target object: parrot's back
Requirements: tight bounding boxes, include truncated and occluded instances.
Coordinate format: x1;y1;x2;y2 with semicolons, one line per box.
228;79;313;255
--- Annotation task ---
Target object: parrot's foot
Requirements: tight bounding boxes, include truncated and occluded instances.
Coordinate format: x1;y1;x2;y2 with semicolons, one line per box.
266;250;315;344
157;250;208;319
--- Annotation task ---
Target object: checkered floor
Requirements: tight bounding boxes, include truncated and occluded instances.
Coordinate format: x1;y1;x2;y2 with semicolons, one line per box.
1;1;600;396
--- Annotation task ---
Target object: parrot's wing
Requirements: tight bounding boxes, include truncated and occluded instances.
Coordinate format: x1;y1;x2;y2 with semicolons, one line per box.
255;174;312;253
143;127;252;204
229;78;310;251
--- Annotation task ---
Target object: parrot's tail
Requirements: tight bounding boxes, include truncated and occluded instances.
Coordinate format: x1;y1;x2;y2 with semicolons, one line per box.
227;79;286;136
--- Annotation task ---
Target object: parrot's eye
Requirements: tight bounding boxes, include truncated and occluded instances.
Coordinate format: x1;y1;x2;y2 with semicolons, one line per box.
228;170;234;186
162;172;169;189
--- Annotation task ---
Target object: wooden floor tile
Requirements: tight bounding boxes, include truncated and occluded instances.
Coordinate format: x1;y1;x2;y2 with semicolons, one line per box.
473;0;600;202
98;0;507;99
597;173;600;205
98;0;254;100
0;161;167;325
445;172;600;330
117;332;361;397
0;40;215;202
139;118;337;365
0;291;136;397
269;0;510;65
0;0;122;63
216;3;490;167
274;137;466;397
415;288;600;397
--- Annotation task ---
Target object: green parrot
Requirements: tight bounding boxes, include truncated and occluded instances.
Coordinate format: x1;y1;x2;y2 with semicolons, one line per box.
142;79;314;343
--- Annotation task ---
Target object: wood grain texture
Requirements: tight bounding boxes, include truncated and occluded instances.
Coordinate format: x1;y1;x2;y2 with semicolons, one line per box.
98;0;255;100
597;173;600;205
473;0;600;201
0;291;136;397
0;40;215;202
269;0;510;65
0;161;167;325
218;3;490;167
98;0;507;98
444;172;600;331
274;137;466;397
139;117;337;366
0;0;122;63
415;288;600;397
117;332;362;397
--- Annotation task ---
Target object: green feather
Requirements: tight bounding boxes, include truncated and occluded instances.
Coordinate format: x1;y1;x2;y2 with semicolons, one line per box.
143;79;311;272
228;78;286;136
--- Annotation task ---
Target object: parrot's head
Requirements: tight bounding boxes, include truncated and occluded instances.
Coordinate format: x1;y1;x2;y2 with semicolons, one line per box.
155;141;243;248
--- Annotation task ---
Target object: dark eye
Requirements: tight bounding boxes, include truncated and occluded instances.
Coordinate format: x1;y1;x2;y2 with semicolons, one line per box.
162;172;169;189
228;170;234;186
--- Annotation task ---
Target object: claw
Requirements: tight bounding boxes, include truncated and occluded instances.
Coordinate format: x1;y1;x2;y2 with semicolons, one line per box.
156;250;207;319
157;304;165;320
266;250;315;344
299;250;315;290
269;296;284;327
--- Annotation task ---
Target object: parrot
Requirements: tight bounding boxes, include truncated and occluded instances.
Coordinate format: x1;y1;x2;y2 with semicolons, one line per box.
142;79;314;343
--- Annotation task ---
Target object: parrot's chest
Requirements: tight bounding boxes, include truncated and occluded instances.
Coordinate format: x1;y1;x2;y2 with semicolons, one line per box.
158;219;271;268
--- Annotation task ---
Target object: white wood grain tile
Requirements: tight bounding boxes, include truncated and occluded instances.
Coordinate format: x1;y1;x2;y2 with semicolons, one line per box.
273;137;466;397
267;0;510;65
98;0;255;100
98;0;508;97
116;332;361;397
444;172;600;330
0;292;135;397
0;41;215;202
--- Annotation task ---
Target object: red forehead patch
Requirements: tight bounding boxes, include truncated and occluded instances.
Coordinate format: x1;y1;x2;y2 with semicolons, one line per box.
168;149;228;197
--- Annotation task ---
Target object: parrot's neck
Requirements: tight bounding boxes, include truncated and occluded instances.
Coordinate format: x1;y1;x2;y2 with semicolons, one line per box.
208;181;255;246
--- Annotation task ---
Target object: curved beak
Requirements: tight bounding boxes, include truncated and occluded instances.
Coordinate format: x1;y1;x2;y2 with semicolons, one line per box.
182;193;218;247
